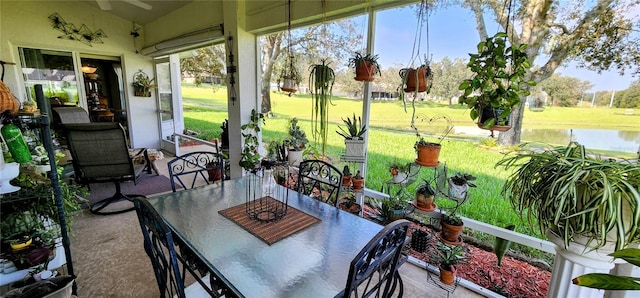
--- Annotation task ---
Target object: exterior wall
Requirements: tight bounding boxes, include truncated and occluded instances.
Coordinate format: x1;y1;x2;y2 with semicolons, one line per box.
0;1;160;149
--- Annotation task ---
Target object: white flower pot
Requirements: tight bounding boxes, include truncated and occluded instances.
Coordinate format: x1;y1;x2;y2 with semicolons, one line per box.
448;179;469;200
344;138;365;158
392;172;409;183
288;150;303;166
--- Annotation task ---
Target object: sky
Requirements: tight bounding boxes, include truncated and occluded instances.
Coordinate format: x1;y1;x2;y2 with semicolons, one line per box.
370;5;637;92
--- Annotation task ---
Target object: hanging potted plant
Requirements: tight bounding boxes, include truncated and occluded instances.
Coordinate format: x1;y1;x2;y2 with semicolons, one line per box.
309;59;335;159
280;54;301;94
399;58;433;95
428;241;469;285
335;113;367;159
347;52;381;82
131;69;156;97
458;32;535;131
286;118;308;166
497;142;640;297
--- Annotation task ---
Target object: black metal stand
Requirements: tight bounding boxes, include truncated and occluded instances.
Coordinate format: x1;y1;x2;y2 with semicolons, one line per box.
35;84;76;295
426;266;459;298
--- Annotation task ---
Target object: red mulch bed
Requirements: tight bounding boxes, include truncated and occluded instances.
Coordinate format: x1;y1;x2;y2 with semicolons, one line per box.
364;205;551;297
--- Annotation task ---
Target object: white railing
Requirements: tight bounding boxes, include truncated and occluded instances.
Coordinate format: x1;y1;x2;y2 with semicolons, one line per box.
172;133;219;156
363;187;554;297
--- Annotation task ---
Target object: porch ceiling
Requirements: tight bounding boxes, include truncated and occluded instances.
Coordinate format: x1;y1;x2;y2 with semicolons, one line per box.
81;0;194;25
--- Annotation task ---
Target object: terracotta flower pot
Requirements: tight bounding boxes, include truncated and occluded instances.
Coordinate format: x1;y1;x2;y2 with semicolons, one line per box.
342;175;352;187
441;221;464;244
354;61;376;82
339;201;362;215
415;143;441;167
401;67;430;92
416;194;435;211
352;178;364;192
439;265;456;285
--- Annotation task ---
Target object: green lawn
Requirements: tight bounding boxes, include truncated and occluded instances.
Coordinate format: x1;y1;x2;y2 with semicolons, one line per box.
182;84;638;257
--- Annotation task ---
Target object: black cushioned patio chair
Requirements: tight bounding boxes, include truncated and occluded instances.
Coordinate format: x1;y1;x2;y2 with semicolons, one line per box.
64;122;148;215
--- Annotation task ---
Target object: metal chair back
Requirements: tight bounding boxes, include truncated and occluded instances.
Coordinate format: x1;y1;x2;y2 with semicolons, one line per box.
167;151;226;192
341;219;410;298
64;122;146;214
296;159;343;206
133;197;186;298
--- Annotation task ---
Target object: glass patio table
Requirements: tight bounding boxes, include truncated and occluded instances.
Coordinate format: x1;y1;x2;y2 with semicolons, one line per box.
147;176;384;298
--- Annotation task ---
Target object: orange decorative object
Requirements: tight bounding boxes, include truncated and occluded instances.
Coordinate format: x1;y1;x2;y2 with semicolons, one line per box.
0;81;20;115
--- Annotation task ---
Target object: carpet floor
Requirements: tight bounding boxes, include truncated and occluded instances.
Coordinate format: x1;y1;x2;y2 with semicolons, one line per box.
70;174;173;297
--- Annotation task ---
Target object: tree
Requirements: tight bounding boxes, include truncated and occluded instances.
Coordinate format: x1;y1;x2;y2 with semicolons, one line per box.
180;45;226;86
260;21;360;113
537;74;592;107
462;0;640;145
620;80;640;108
428;57;471;105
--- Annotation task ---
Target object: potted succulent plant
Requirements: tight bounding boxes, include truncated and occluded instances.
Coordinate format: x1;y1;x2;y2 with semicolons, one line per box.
414;179;437;212
389;161;411;184
448;172;476;201
286;118;308;166
347;52;381;82
428;241;469;285
497;142;640;297
342;165;352;187
336;113;367;159
458;32;535;130
351;170;365;192
338;192;362;215
375;196;409;223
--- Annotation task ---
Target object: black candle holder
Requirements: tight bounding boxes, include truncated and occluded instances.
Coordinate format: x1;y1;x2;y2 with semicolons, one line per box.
245;159;290;223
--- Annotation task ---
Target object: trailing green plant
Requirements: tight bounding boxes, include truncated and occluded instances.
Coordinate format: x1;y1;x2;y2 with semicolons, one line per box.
458;32;536;128
309;59;335;158
497;142;640;251
287;117;308;151
573;248;640;290
347;52;381;76
336;113;367;140
239;109;265;172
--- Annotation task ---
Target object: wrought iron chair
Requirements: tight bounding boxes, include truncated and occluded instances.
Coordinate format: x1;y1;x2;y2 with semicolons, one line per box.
64;123;148;215
133;197;223;298
341;219;410;298
167;151;226;192
296;159;343;206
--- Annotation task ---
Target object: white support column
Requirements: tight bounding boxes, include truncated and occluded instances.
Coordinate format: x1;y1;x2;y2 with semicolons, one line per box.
223;0;259;178
359;9;376;189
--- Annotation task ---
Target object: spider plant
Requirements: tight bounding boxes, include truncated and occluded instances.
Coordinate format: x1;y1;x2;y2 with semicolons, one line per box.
497;142;640;251
309;59;335;158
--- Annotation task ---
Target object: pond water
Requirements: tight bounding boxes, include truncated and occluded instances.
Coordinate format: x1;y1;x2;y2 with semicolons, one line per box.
453;127;640;153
